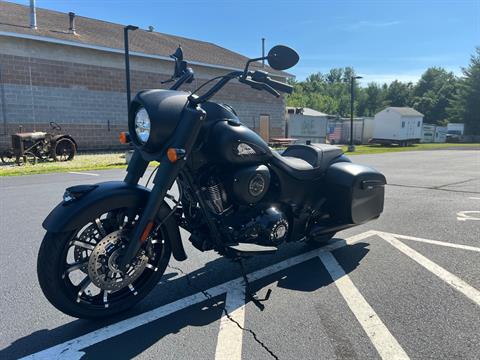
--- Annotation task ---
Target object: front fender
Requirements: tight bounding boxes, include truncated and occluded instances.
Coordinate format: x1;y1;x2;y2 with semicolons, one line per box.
42;181;187;261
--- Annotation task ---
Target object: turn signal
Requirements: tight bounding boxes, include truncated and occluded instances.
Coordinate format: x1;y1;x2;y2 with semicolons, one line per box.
167;148;186;163
119;132;131;144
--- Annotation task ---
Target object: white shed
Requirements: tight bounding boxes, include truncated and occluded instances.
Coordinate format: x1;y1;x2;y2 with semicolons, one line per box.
286;107;328;143
371;107;424;146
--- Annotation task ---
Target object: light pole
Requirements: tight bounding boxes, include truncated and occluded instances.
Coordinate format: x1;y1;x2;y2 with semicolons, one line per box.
124;25;138;113
348;75;362;152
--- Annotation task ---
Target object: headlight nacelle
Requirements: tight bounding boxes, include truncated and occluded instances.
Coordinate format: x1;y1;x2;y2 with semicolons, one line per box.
128;90;191;153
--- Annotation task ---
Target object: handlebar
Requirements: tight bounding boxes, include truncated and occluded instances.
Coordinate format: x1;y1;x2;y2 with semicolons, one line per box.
240;77;280;97
189;68;292;105
170;68;194;91
251;70;293;94
264;77;293;94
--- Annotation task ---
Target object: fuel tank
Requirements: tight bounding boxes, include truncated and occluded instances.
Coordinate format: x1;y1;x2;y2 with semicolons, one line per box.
193;102;272;167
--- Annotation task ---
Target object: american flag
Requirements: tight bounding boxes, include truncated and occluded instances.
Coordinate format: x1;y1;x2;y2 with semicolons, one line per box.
327;125;342;142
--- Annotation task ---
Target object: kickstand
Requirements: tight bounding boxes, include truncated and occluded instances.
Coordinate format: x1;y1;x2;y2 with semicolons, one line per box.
234;258;272;311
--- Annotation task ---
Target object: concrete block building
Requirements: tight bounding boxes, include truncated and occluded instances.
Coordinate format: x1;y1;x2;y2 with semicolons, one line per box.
0;1;290;150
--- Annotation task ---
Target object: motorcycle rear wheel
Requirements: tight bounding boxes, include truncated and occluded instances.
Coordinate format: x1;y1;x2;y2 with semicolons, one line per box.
37;209;171;319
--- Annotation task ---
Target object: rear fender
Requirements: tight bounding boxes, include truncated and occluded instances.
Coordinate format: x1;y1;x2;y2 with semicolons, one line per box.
42;181;187;261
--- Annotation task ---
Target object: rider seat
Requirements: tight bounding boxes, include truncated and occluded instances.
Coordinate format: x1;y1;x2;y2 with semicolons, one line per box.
271;144;344;180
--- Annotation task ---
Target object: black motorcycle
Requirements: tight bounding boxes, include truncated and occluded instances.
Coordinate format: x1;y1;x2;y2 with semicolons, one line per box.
37;45;386;318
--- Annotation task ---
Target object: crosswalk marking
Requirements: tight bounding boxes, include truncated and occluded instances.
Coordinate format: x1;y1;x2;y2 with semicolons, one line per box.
319;251;410;360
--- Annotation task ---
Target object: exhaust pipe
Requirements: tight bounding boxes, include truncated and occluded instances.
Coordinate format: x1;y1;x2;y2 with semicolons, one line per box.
30;0;37;30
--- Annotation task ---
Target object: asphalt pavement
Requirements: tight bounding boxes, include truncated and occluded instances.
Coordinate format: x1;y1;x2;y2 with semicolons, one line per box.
0;149;479;360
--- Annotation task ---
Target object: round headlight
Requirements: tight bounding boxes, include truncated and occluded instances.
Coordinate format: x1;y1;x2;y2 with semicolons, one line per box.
134;107;150;144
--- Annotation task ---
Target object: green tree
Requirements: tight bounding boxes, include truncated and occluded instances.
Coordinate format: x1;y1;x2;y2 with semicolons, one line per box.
412;67;457;124
384;80;413;107
448;47;480;135
363;83;385;116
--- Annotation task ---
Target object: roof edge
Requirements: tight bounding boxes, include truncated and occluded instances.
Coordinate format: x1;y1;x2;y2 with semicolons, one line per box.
0;31;291;78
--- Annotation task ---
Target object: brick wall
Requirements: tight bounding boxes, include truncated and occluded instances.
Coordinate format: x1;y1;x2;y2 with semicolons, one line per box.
0;52;286;150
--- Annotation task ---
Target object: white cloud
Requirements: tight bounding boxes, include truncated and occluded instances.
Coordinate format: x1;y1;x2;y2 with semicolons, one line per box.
359;73;421;85
343;20;402;31
359;67;462;85
292;64;463;84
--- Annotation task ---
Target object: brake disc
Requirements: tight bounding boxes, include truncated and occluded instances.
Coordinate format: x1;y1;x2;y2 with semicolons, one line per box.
88;230;148;291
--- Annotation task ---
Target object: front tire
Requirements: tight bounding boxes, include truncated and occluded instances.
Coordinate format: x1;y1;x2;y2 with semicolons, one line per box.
37;211;171;319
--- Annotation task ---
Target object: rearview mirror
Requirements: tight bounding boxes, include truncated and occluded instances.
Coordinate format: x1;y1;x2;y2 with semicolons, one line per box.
267;45;299;71
170;46;186;79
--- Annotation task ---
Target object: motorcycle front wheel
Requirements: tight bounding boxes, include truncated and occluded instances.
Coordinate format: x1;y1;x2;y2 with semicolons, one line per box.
37;207;171;319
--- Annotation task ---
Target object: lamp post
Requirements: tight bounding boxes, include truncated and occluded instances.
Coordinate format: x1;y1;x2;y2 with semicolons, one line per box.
348;75;363;152
124;25;138;113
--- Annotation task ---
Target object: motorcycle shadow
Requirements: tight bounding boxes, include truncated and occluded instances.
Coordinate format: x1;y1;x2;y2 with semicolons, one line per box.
2;240;369;360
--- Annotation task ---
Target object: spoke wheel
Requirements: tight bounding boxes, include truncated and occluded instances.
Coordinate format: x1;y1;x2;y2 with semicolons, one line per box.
24;151;37;165
53;138;76;161
0;149;14;164
37;207;171;318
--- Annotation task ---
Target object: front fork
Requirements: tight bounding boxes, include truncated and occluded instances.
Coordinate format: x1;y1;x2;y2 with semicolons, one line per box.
119;104;206;270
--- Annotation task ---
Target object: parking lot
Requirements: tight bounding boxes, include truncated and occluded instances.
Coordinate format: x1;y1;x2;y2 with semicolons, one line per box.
0;149;479;360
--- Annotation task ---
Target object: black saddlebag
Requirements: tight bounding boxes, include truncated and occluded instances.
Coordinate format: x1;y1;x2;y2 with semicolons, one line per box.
325;162;386;224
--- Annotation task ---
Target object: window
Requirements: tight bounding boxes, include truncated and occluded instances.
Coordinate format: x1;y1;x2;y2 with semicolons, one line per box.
417;121;421;127
402;121;405;128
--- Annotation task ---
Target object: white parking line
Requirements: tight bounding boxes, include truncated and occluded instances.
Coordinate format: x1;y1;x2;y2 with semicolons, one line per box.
21;282;238;360
22;230;375;359
457;211;480;221
319;251;410;360
215;285;246;360
376;231;480;253
68;171;99;176
379;232;480;306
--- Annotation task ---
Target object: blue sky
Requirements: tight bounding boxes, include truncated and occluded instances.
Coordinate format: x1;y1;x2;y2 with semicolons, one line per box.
9;0;480;85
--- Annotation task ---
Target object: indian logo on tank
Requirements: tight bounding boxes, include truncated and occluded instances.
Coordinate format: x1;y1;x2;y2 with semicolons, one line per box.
236;143;256;156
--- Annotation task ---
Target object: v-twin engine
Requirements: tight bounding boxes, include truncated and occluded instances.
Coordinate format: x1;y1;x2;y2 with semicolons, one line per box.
202;175;288;246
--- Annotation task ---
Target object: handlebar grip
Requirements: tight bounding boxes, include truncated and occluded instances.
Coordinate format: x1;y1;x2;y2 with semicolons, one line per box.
265;77;293;94
262;83;280;98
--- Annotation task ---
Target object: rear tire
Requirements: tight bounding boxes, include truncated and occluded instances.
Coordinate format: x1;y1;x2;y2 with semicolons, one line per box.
37;212;171;319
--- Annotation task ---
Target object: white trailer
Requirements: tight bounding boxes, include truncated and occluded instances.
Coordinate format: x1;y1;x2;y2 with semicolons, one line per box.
422;124;436;143
340;118;375;144
286;107;328;143
434;126;447;143
371;107;424;146
447;123;465;135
